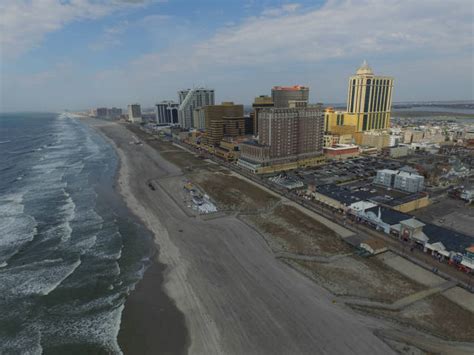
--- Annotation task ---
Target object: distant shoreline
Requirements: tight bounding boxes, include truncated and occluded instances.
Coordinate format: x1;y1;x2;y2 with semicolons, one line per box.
392;110;474;119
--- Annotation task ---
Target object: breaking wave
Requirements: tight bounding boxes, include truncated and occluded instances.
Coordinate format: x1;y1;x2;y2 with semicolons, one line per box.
0;113;153;353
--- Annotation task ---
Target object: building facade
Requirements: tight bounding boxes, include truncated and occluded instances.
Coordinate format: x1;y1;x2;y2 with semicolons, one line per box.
252;95;274;136
107;107;122;119
239;107;324;173
346;61;394;131
127;104;142;123
155;100;179;124
374;169;425;193
394;171;425;193
324;144;360;160
177;88;215;129
271;85;309;108
96;107;108;117
258;107;323;161
192;107;206;130
354;130;391;149
202;102;244;146
374;169;397;188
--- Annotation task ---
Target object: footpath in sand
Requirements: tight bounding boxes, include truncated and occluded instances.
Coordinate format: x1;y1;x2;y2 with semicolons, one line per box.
91;120;473;355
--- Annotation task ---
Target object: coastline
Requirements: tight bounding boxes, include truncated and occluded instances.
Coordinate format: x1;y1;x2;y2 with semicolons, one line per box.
85;119;189;355
87;119;397;354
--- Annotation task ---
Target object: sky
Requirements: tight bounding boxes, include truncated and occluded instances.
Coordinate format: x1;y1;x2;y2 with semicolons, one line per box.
0;0;473;112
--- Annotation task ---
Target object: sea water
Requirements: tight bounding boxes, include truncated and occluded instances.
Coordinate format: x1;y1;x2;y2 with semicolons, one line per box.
0;113;154;353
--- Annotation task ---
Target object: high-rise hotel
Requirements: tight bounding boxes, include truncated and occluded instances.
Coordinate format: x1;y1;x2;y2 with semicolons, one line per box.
238;104;325;173
325;61;394;133
347;60;393;130
177;87;215;129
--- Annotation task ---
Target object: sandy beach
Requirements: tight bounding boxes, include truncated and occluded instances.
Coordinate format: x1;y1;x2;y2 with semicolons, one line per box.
85;118;401;355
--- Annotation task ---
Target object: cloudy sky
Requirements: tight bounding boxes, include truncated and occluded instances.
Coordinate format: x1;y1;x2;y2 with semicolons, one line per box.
1;0;473;112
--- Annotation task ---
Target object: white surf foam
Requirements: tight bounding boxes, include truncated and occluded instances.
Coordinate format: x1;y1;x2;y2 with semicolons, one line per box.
0;258;82;297
40;304;124;354
0;326;42;355
0;193;38;265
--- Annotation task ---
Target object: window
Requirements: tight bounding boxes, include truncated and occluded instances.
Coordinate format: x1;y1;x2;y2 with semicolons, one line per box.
363;84;371;113
350;79;356;112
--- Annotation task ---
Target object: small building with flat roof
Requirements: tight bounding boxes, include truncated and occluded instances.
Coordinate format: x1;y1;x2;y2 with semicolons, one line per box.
360;238;388;255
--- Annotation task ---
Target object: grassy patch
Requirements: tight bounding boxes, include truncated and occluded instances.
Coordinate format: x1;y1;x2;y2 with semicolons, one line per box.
248;205;351;255
191;171;279;211
354;294;474;342
295;256;425;302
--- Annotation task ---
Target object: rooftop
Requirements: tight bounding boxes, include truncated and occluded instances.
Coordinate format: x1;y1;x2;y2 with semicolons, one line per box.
272;85;309;91
366;206;474;254
362;238;387;250
400;218;426;229
324;144;359;151
423;224;474;255
366;206;410;225
356;60;374;76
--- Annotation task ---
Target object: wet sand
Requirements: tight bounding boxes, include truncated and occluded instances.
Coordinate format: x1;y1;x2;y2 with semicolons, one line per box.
85;119;188;355
118;255;188;355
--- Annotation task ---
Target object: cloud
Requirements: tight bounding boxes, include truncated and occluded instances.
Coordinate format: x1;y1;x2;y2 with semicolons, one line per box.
89;20;130;51
187;0;472;67
262;3;301;17
0;0;151;57
1;0;473;111
96;0;472;80
90;0;472;103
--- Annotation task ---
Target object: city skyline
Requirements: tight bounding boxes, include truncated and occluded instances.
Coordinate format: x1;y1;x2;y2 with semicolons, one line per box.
1;0;473;112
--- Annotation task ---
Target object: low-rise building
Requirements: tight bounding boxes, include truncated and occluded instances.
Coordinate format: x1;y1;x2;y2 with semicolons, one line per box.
355;130;390;149
374;168;424;193
324;144;360;160
310;182;429;213
360;238;388;255
374;169;397;188
382;145;409;158
394;170;425;193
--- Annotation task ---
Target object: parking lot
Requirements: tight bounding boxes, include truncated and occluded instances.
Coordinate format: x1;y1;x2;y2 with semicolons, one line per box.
286;156;403;187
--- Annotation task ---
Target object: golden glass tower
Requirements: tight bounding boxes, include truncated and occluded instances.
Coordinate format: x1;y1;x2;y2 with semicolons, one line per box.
346;61;394;131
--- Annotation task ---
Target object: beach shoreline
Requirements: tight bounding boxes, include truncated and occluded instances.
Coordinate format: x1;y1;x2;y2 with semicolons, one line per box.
85;119;190;355
86;118;401;355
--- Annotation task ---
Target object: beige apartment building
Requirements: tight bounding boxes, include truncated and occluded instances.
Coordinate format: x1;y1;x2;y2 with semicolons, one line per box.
201;102;245;146
238;107;324;173
252;95;274;136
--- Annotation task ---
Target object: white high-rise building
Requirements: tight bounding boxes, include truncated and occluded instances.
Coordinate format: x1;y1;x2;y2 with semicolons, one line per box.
128;104;142;123
177;88;215;129
155;100;178;124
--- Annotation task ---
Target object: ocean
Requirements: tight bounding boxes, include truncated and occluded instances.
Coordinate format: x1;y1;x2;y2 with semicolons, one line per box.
0;112;154;353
